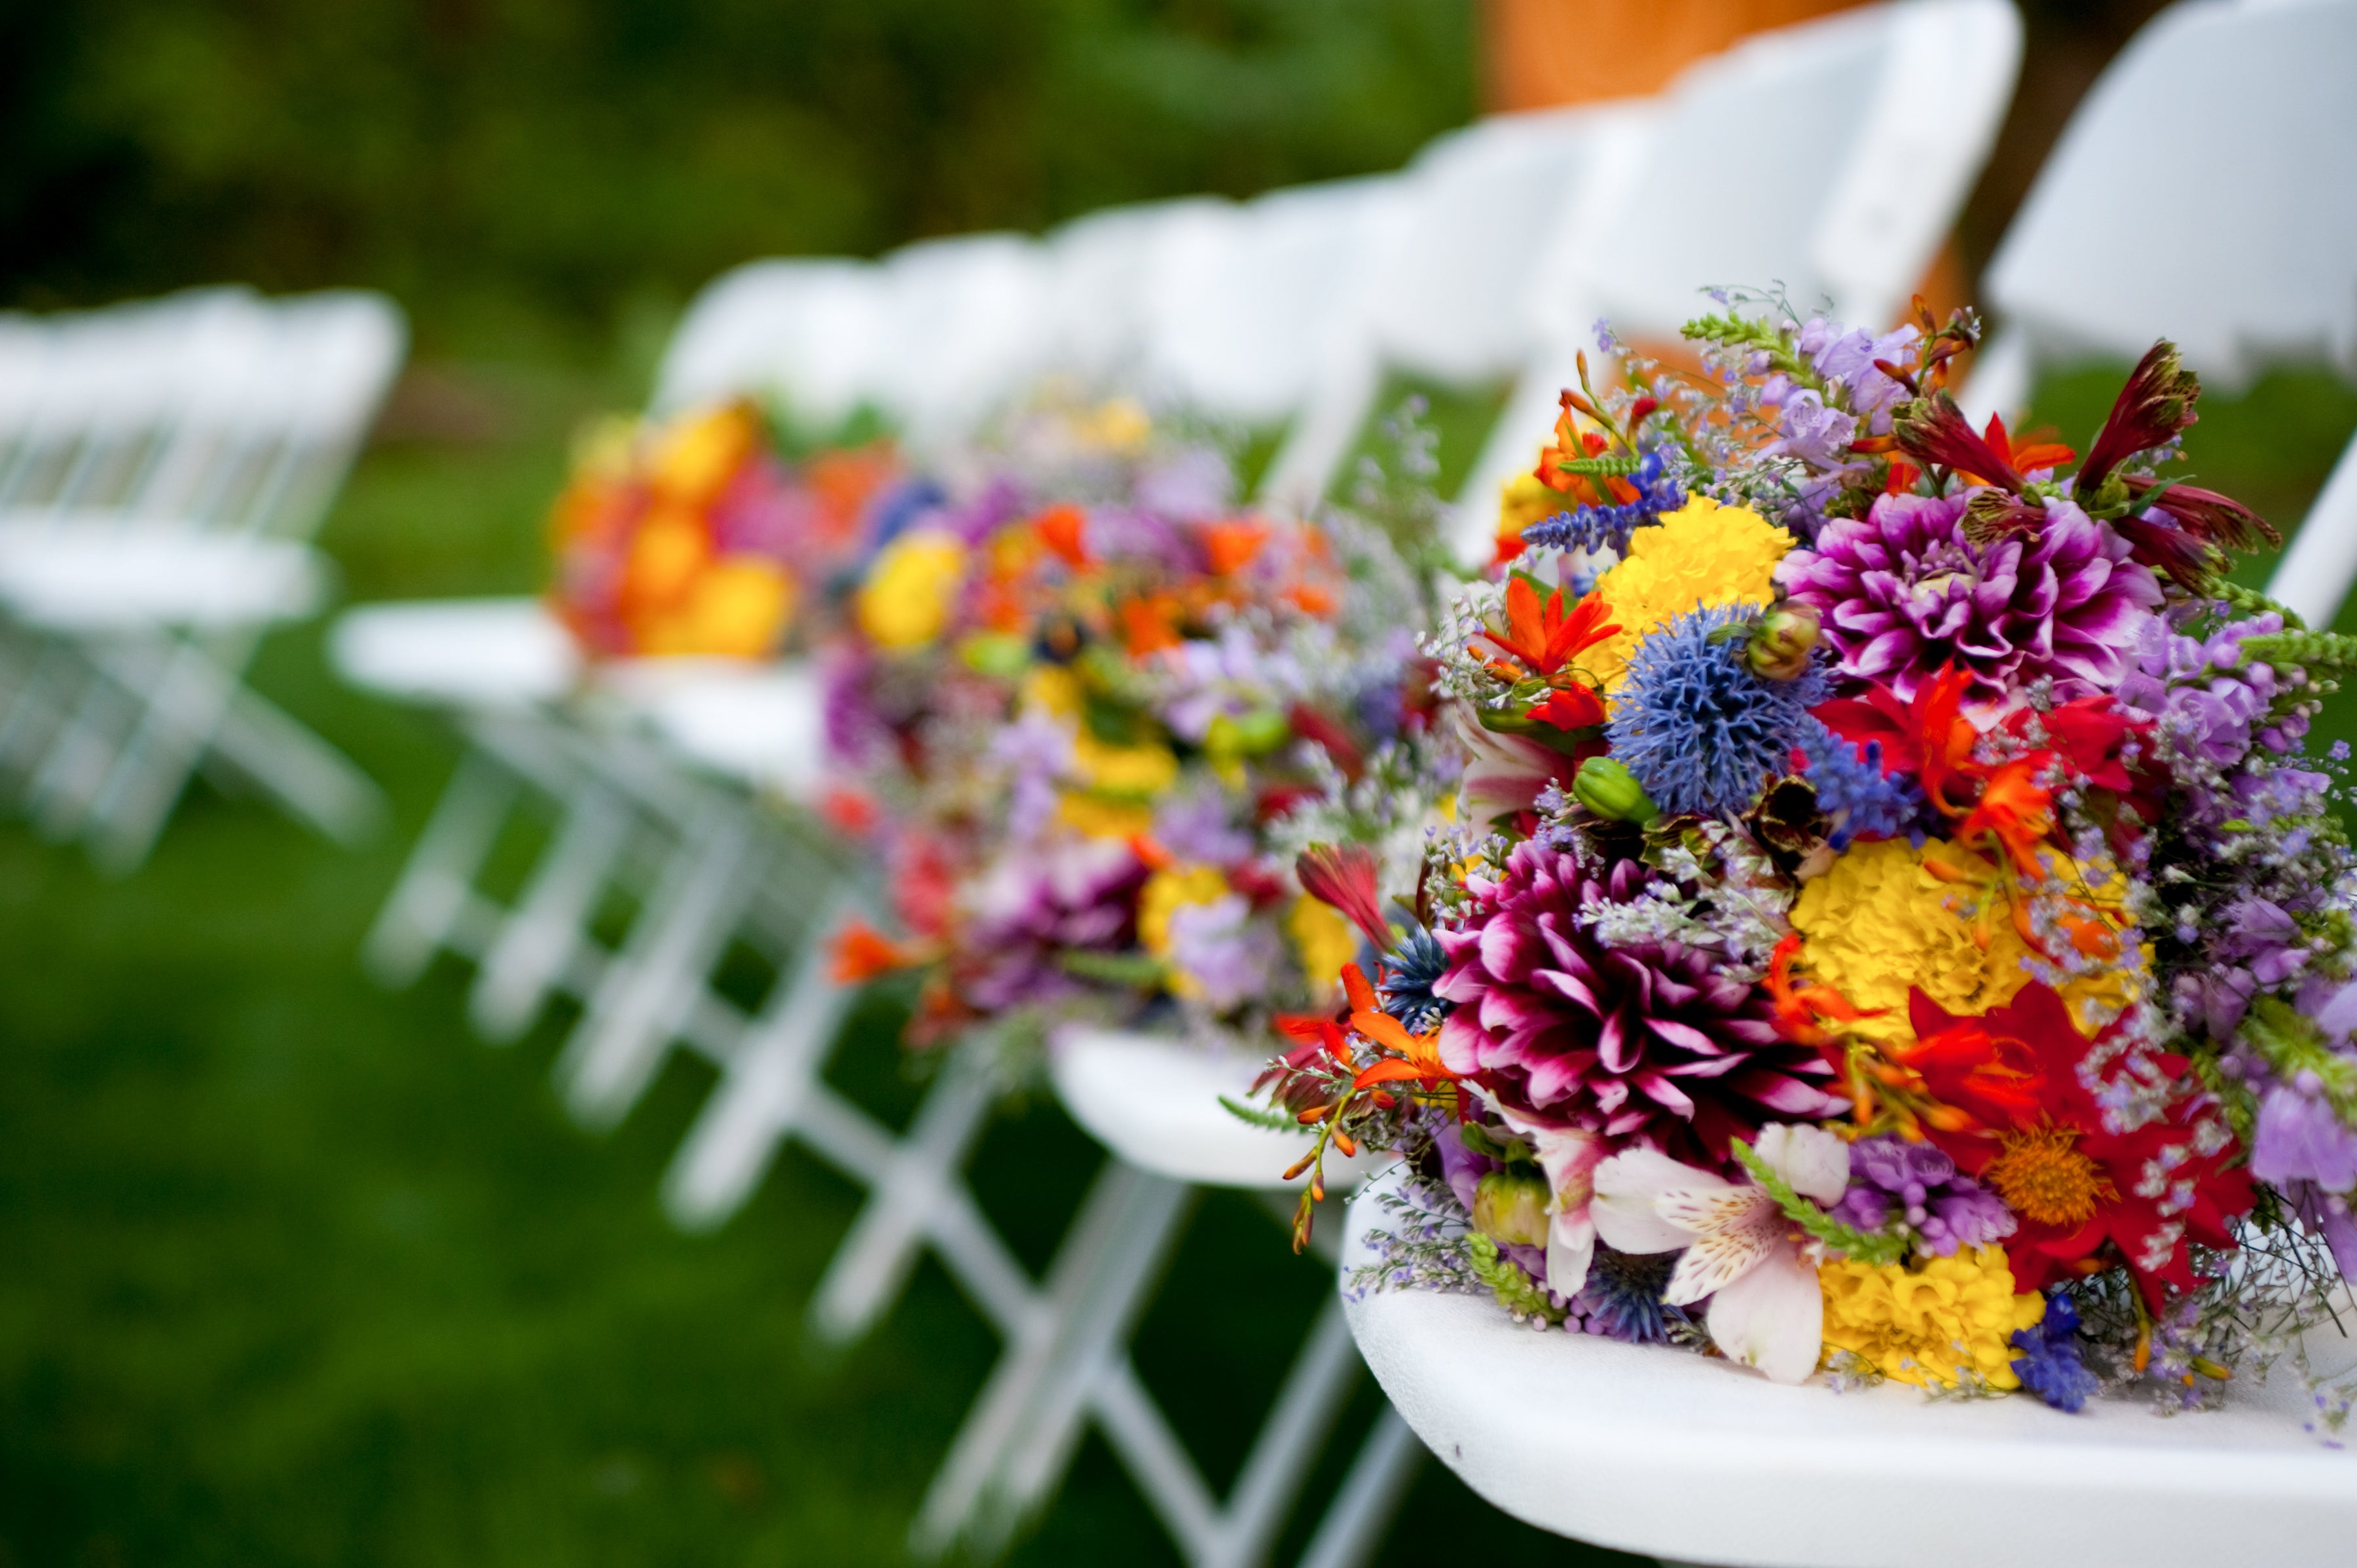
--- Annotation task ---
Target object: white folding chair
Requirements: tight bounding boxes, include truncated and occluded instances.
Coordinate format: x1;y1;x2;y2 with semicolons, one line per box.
905;1026;1417;1568
1957;0;2357;629
0;287;403;869
1454;0;2025;562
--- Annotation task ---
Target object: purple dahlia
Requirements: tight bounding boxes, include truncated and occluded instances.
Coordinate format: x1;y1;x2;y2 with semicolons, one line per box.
1776;491;2162;705
1432;839;1844;1162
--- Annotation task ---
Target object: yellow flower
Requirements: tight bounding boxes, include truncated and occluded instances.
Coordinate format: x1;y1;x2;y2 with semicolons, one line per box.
1589;496;1794;689
1286;896;1357;1003
1080;396;1152;453
1495;469;1560;556
1818;1247;2047;1391
642;560;795;658
1139;865;1232;964
1789;837;2138;1049
856;530;968;650
649;403;759;508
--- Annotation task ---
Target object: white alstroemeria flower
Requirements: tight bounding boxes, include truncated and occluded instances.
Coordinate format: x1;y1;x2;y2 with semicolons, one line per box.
1492;1109;1611;1300
1590;1124;1850;1385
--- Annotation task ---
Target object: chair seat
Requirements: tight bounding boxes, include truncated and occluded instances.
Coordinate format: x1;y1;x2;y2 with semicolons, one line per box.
0;519;325;632
1340;1168;2357;1568
330;596;579;710
1051;1025;1384;1192
594;658;826;799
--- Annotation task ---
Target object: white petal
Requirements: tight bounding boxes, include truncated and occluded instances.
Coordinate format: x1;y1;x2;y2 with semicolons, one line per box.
1755;1122;1851;1207
1527;1126;1609;1209
1546;1210;1596;1300
1662;1204;1779;1305
1704;1243;1825;1385
1592;1148;1728;1254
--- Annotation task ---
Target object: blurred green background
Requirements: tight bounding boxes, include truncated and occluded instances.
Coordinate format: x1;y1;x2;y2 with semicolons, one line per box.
5;2;2357;1566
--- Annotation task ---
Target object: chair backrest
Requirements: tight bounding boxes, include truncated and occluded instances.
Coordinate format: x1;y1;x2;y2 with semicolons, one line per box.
1982;0;2357;386
1038;195;1239;392
1133;175;1408;430
871;231;1057;454
0;287;406;541
1574;0;2022;341
650;257;901;433
1450;0;2022;541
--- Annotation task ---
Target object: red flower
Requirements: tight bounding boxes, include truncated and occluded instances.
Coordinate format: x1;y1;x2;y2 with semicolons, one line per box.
1474;575;1620;682
1294;843;1393;950
1528;685;1606;732
1899;984;2252;1305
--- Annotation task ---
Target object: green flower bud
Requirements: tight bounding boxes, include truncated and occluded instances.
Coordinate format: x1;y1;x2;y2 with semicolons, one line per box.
958;632;1032;678
1472;1167;1552;1249
1207;708;1292;759
1572;756;1658;824
1745;601;1821;681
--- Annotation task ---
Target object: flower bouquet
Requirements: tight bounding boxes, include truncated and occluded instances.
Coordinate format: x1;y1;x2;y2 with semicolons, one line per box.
822;397;1436;1068
548;399;929;661
1268;296;2357;1422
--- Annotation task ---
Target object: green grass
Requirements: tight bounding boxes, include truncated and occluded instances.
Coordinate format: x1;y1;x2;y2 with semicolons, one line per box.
0;347;1637;1567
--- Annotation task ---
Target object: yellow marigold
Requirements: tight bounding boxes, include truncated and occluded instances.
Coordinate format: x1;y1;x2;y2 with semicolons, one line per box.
641;560;794;659
1788;837;2138;1049
1818;1247;2046;1391
1588;496;1794;689
648;402;759;508
856;529;967;650
1286;895;1357;1003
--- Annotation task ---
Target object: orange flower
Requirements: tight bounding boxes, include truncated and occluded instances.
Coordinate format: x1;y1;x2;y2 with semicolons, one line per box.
1120;591;1182;656
1764;932;1884;1052
1199;519;1270;577
1956;756;2057;879
1034;503;1092;568
830;918;921;984
1478;575;1620;681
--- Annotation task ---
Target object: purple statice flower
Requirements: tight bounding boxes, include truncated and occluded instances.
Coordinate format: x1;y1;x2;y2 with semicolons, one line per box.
1133;446;1233;520
1830;1135;2015;1256
2287;1180;2357;1283
992;708;1078;845
1163;894;1285;1013
2011;1292;2100;1412
1158;624;1304;743
1796;718;1928;848
1603;604;1827;817
1433;839;1844;1161
1777;490;2163;706
1520;448;1685;556
1568;1244;1681;1344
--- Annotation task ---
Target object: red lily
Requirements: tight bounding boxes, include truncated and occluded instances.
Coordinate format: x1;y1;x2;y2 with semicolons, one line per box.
1295;843;1393;949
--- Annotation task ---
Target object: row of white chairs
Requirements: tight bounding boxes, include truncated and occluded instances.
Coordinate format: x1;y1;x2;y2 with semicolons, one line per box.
333;5;2037;1564
0;285;402;869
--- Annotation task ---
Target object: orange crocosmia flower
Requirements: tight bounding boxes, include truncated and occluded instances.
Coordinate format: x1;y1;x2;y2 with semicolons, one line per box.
1764;932;1884;1055
1286;581;1338;618
1347;1006;1450;1088
808;445;896;546
830;918;919;985
1482;576;1620;680
1977;412;2077;481
822;786;879;836
1120;592;1183;657
1957;756;2058;878
1199;519;1270;577
1126;833;1175;873
1340;961;1379;1015
1529;685;1606;732
1535;399;1613;503
1034;503;1092;568
1275;1011;1354;1070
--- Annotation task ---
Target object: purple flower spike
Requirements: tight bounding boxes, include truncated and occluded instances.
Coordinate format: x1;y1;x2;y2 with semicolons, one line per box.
1831;1133;2015;1256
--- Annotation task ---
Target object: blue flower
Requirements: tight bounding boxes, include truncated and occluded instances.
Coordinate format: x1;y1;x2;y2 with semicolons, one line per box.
1603;604;1825;818
1520;449;1684;555
1572;1244;1681;1344
2010;1291;2100;1412
1378;925;1448;1032
1796;720;1928;848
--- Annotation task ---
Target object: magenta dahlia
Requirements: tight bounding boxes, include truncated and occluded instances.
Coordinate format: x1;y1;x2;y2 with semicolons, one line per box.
1432;839;1843;1162
1776;491;2161;704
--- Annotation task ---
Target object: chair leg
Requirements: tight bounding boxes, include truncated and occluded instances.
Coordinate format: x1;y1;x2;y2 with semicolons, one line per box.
557;809;763;1129
1292;1407;1422;1568
910;1163;1192;1559
363;749;524;987
662;906;862;1230
469;783;633;1042
805;1039;1002;1345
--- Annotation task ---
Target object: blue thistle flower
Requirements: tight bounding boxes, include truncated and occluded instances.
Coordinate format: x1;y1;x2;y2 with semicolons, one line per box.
1378;925;1448;1032
1573;1244;1681;1344
1520;449;1685;555
1796;720;1929;848
2011;1291;2100;1412
1603;604;1826;818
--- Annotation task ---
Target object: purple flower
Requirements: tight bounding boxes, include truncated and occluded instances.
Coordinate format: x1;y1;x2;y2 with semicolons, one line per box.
1778;491;2163;705
1830;1134;2015;1256
2011;1292;2100;1412
1164;894;1285;1013
957;837;1148;1012
1152;785;1254;866
1568;1245;1681;1344
1797;320;1917;435
1763;388;1859;469
2251;1074;2357;1194
1603;603;1825;817
1433;839;1844;1163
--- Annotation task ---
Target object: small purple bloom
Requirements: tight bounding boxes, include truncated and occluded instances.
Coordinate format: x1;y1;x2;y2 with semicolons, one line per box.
2011;1291;2100;1412
1831;1134;2014;1256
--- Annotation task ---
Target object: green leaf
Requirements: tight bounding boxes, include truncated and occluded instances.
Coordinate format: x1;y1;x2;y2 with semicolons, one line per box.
1055;951;1169;987
1217;1095;1300;1132
1728;1137;1909;1267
